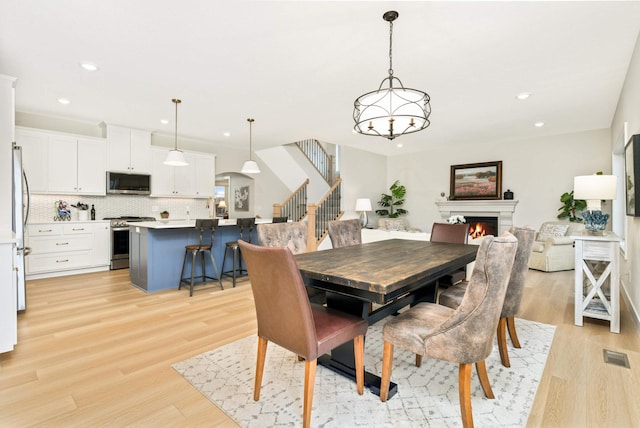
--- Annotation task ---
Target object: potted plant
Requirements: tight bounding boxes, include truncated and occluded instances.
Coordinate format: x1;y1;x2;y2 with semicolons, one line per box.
376;180;408;218
160;210;170;219
557;191;586;222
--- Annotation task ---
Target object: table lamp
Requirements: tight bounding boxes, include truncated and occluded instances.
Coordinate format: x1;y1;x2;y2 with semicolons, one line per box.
573;174;617;233
355;198;372;228
218;200;228;219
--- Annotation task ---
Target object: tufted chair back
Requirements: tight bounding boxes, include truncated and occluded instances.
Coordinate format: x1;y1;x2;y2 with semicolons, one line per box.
416;233;517;364
502;226;536;318
257;221;308;254
328;219;362;248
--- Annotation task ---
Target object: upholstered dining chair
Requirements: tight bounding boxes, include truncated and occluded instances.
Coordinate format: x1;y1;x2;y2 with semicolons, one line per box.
328;219;362;248
439;226;536;367
379;233;518;428
238;240;368;428
256;221;325;305
430;222;471;286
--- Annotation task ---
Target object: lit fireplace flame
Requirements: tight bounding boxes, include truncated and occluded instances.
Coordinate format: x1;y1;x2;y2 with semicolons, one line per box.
469;222;487;239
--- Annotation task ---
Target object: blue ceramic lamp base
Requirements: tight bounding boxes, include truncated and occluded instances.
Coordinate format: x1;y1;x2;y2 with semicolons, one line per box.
581;210;609;234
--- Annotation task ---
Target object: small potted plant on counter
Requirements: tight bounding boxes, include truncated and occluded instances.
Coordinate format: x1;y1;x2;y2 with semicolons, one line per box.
160;210;170;219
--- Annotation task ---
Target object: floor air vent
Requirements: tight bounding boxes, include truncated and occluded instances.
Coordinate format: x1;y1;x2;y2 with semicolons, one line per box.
603;349;631;368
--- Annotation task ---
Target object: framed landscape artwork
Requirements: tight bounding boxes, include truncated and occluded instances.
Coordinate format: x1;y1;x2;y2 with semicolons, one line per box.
450;161;503;200
625;134;640;216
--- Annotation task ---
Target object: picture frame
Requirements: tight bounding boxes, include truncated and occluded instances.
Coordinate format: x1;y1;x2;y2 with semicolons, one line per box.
625;134;640;216
450;161;502;200
234;185;250;211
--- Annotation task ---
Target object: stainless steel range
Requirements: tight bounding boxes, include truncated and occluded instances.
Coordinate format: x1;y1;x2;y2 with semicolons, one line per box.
106;216;155;270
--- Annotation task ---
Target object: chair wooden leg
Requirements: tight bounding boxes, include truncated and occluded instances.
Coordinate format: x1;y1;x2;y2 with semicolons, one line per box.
415;354;422;367
475;360;494;399
353;335;364;395
380;341;394;402
497;317;511;367
506;316;521;348
254;337;268;401
459;363;474;428
303;359;317;428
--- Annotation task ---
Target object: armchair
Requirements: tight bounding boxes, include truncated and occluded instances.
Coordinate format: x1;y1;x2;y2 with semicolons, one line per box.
528;221;585;272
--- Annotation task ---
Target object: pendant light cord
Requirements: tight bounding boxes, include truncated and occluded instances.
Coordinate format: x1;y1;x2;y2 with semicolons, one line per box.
247;118;255;160
172;98;182;151
388;19;394;78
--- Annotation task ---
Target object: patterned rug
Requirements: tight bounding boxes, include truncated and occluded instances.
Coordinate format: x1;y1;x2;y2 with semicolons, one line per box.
173;318;555;427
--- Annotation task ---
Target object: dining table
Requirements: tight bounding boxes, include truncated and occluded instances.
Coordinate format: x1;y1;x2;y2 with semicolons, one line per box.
295;238;478;399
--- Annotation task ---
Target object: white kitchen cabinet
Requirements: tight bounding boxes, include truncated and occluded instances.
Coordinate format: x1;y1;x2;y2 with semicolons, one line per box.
25;221;110;279
15;128;49;193
16;127;106;195
105;124;151;173
150;147;215;198
0;235;17;353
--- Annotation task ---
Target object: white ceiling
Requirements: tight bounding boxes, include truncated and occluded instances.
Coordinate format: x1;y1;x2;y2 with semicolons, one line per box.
2;1;640;156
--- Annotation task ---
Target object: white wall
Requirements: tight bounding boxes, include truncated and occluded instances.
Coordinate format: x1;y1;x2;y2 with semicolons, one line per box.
386;129;611;233
611;30;640;332
0;76;16;230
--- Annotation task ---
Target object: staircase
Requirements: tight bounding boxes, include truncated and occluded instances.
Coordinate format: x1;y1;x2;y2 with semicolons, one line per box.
267;139;343;250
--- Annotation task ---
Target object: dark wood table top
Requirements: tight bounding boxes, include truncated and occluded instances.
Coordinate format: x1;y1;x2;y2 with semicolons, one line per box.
295;239;478;304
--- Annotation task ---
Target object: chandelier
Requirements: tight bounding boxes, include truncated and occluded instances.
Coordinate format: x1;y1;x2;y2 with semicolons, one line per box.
164;98;188;166
241;118;260;174
353;11;431;141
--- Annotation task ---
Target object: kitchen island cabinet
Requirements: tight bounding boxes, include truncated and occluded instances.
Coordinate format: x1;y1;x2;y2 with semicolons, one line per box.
129;219;267;292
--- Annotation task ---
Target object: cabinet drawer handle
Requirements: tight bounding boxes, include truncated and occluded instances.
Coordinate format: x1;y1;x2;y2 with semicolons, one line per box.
72;228;85;231
39;229;52;232
56;259;69;263
56;242;69;246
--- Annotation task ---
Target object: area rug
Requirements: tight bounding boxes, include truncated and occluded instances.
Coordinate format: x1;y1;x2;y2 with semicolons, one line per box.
173;318;555;427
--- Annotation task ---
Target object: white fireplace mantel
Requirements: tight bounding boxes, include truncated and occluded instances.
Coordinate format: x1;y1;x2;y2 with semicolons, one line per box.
435;200;519;233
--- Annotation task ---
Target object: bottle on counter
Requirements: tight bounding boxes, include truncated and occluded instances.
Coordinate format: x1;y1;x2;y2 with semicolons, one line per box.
91;204;96;220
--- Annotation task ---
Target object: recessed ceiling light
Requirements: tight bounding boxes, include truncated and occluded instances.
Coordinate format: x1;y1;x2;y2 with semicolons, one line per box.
516;92;531;100
160;119;169;125
396;142;403;148
223;132;231;137
57;98;71;105
534;121;545;127
79;61;99;71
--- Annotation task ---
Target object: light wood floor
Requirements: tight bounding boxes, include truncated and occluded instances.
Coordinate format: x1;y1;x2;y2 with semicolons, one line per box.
1;268;639;427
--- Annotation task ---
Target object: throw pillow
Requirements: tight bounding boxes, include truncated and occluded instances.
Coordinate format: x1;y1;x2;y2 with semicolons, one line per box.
537;223;570;241
385;219;406;232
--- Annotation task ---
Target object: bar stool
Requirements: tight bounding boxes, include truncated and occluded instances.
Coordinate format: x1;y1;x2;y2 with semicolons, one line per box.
221;217;255;287
178;219;223;296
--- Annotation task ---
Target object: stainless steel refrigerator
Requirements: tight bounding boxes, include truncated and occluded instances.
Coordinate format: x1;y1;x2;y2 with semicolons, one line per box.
12;144;30;311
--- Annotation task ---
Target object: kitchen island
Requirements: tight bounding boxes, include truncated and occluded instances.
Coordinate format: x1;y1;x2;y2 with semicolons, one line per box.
129;219;268;292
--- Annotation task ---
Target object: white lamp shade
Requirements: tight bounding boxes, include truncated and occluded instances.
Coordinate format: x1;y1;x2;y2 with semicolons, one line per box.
218;200;227;208
164;149;188;166
573;175;617;200
241;160;260;174
355;198;372;212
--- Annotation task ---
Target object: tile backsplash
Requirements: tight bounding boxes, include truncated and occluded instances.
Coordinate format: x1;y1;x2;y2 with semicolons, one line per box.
29;194;213;223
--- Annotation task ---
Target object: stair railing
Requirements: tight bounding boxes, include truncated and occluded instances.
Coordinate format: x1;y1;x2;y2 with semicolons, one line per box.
272;179;309;222
295;139;334;185
306;178;342;251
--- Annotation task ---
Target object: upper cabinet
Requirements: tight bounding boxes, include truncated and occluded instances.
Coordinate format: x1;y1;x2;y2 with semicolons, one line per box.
16;127;106;195
150;147;215;198
104;124;151;173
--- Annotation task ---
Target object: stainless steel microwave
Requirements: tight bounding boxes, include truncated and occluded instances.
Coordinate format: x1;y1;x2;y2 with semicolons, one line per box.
106;172;151;195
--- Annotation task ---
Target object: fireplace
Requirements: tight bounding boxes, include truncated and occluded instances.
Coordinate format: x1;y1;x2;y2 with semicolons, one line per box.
466;216;498;239
435;200;519;235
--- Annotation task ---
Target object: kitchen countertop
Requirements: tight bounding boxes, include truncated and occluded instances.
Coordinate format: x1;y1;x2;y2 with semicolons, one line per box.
131;218;274;229
28;220;110;225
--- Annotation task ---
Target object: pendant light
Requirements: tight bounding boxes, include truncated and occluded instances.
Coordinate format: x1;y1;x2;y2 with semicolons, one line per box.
164;98;188;166
353;11;431;141
241;118;260;174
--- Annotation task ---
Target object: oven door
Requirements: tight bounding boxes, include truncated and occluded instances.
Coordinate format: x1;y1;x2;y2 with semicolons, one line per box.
111;227;130;270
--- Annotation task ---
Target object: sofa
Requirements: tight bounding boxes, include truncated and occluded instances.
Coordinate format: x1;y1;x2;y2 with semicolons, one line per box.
528;220;585;272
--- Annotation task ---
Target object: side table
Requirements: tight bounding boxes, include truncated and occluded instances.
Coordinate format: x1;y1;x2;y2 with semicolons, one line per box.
572;231;620;333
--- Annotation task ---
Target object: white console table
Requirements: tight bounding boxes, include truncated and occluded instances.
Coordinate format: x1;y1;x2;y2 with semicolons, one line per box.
572;231;620;333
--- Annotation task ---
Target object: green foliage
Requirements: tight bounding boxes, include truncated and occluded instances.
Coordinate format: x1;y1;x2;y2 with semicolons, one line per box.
557;191;586;222
376;180;408;218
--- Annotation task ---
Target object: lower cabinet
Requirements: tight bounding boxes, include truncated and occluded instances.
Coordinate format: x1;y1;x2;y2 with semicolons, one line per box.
26;222;110;278
0;238;17;353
